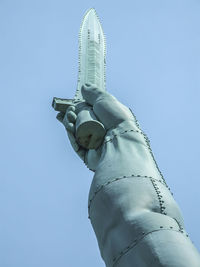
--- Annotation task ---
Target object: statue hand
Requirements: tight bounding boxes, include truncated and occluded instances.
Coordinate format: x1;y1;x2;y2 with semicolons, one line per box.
57;106;86;161
56;84;134;171
57;105;101;171
82;84;134;130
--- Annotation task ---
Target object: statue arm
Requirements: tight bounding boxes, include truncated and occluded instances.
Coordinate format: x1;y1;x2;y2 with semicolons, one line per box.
59;85;200;267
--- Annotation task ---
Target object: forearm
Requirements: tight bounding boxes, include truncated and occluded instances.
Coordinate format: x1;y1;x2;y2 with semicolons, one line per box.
88;121;200;267
59;86;200;266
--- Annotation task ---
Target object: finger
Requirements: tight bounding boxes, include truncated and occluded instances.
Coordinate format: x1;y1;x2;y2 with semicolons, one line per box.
67;126;86;161
56;112;65;122
81;84;105;105
67;131;80;152
67;110;77;123
76;148;85;161
67;105;76;112
92;94;134;129
66;122;75;133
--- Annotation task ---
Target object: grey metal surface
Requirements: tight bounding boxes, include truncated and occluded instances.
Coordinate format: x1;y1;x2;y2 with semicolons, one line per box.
54;8;200;267
76;8;106;101
53;9;106;149
59;85;200;267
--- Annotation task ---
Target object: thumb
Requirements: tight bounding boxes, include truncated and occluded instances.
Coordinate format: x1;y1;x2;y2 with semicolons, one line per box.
81;83;105;105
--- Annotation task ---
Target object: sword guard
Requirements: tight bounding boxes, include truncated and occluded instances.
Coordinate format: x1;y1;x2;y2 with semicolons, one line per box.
52;97;73;113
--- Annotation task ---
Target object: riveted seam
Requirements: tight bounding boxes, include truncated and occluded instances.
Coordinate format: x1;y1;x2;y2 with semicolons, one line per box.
103;122;170;191
129;110;169;190
150;178;167;215
88;175;170;216
112;228;189;267
173;217;186;234
103;129;144;144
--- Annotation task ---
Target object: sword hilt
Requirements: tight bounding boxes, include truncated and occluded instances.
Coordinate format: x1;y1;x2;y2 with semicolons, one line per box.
52;97;106;150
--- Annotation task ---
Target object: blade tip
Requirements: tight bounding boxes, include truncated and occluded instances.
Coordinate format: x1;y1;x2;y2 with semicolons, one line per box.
85;7;98;17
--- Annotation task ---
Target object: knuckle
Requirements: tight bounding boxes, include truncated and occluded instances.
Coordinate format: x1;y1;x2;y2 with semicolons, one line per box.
67;105;75;112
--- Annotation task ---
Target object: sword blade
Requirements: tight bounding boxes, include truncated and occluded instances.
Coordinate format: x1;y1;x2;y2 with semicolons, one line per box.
75;8;106;101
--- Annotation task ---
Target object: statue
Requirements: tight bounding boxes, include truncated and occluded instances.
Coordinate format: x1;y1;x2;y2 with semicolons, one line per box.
53;9;200;267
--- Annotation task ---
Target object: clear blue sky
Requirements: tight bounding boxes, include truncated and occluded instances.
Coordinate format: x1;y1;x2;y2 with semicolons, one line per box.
0;0;200;266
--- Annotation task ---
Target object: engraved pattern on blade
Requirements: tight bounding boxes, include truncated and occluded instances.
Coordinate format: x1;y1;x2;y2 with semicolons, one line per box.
75;8;106;101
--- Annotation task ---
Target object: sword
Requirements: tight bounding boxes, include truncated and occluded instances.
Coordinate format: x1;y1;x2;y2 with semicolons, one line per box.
52;8;106;149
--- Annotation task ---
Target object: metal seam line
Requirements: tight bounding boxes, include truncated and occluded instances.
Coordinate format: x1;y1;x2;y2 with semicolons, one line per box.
102;127;168;187
150;178;167;215
112;227;189;267
88;175;171;213
103;129;148;144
